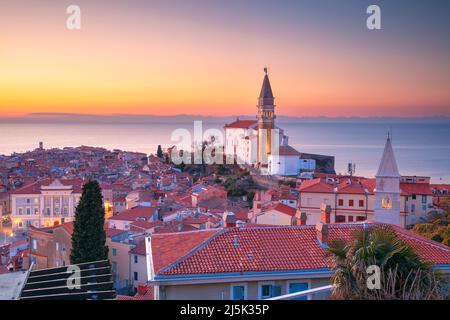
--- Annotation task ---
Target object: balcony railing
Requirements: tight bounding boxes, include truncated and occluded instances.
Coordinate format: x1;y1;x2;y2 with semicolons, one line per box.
265;285;333;300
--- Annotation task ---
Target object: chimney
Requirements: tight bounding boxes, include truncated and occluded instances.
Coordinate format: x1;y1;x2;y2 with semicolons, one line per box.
223;211;236;228
316;221;329;245
300;212;307;226
320;203;331;224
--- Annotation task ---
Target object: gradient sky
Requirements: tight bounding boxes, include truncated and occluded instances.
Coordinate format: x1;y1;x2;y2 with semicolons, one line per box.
1;0;450;117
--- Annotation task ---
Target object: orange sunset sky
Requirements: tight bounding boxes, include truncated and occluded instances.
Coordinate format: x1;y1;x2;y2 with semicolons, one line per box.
1;0;449;117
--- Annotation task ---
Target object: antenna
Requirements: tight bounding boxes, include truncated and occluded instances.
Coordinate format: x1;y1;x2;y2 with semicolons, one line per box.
348;162;356;182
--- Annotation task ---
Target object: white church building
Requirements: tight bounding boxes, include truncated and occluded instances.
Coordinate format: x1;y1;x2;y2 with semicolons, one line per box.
224;69;315;176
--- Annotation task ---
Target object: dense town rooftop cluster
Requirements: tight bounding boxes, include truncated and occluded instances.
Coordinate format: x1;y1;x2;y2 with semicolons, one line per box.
0;143;449;300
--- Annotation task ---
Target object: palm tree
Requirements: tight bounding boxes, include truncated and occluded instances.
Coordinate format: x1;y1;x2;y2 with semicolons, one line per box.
327;225;446;300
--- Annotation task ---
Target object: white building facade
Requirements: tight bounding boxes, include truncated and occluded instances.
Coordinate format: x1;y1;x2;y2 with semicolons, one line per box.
11;179;111;232
224;69;313;176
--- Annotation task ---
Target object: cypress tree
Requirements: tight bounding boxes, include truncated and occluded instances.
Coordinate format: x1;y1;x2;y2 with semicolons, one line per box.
157;145;163;158
70;180;109;264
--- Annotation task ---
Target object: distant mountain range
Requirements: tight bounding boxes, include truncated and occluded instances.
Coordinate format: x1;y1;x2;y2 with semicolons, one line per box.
1;113;449;124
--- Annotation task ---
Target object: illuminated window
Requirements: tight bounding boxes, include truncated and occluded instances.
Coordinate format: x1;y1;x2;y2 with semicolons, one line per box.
381;196;392;209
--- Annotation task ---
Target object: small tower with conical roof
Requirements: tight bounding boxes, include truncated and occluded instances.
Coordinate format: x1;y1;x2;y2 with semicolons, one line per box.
257;68;276;166
374;134;402;226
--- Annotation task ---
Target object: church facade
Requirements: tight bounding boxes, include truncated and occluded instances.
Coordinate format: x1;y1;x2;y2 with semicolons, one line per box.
224;69;316;176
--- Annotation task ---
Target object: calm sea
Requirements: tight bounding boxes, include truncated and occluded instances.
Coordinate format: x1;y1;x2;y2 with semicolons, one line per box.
0;122;449;183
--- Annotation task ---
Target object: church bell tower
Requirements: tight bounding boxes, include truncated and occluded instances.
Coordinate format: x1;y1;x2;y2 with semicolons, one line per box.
257;68;276;166
374;134;402;226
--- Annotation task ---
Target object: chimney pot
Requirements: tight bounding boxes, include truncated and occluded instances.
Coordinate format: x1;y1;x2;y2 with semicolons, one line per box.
320;204;331;224
300;212;307;225
316;221;329;245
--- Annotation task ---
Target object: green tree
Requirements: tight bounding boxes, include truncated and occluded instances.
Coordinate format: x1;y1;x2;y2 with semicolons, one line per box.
327;225;445;300
70;180;109;264
157;145;163;158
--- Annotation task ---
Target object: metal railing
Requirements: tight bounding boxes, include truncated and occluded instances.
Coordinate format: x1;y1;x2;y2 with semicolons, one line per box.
266;285;333;300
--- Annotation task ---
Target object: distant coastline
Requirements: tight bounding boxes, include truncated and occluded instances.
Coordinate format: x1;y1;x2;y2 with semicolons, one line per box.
1;113;449;125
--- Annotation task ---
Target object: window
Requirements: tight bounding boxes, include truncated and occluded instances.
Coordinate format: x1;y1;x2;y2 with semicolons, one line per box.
55;259;60;268
231;284;247;300
411;204;416;215
134;255;138;263
55;242;59;252
338;199;344;206
348;216;354;222
349;200;354;207
421;195;427;204
356;216;365;222
259;283;282;299
336;215;346;223
26;208;31;215
32;239;37;250
381;196;392;209
412;195;417;200
359;200;364;207
18;208;23;215
288;282;309;300
134;272;138;281
112;248;117;257
62;244;66;252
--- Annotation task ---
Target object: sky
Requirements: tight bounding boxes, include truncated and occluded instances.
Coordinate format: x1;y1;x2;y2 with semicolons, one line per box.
1;0;449;117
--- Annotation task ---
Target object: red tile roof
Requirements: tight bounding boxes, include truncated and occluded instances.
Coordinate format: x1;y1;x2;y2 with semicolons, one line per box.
60;222;74;235
277;145;301;156
152;223;450;276
149;230;220;273
272;203;296;216
105;228;127;238
299;178;335;193
116;286;154;300
129;220;157;232
224;120;257;129
109;206;155;222
12;178;85;194
400;183;432;196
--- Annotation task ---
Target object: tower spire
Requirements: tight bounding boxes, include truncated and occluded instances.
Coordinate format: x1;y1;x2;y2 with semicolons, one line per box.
376;136;400;178
259;68;274;105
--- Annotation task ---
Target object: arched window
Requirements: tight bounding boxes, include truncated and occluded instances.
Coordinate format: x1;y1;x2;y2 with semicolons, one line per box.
381;196;392;209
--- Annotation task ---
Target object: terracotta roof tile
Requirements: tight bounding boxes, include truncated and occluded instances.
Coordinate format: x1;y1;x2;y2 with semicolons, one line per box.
224;120;257;129
152;223;450;276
